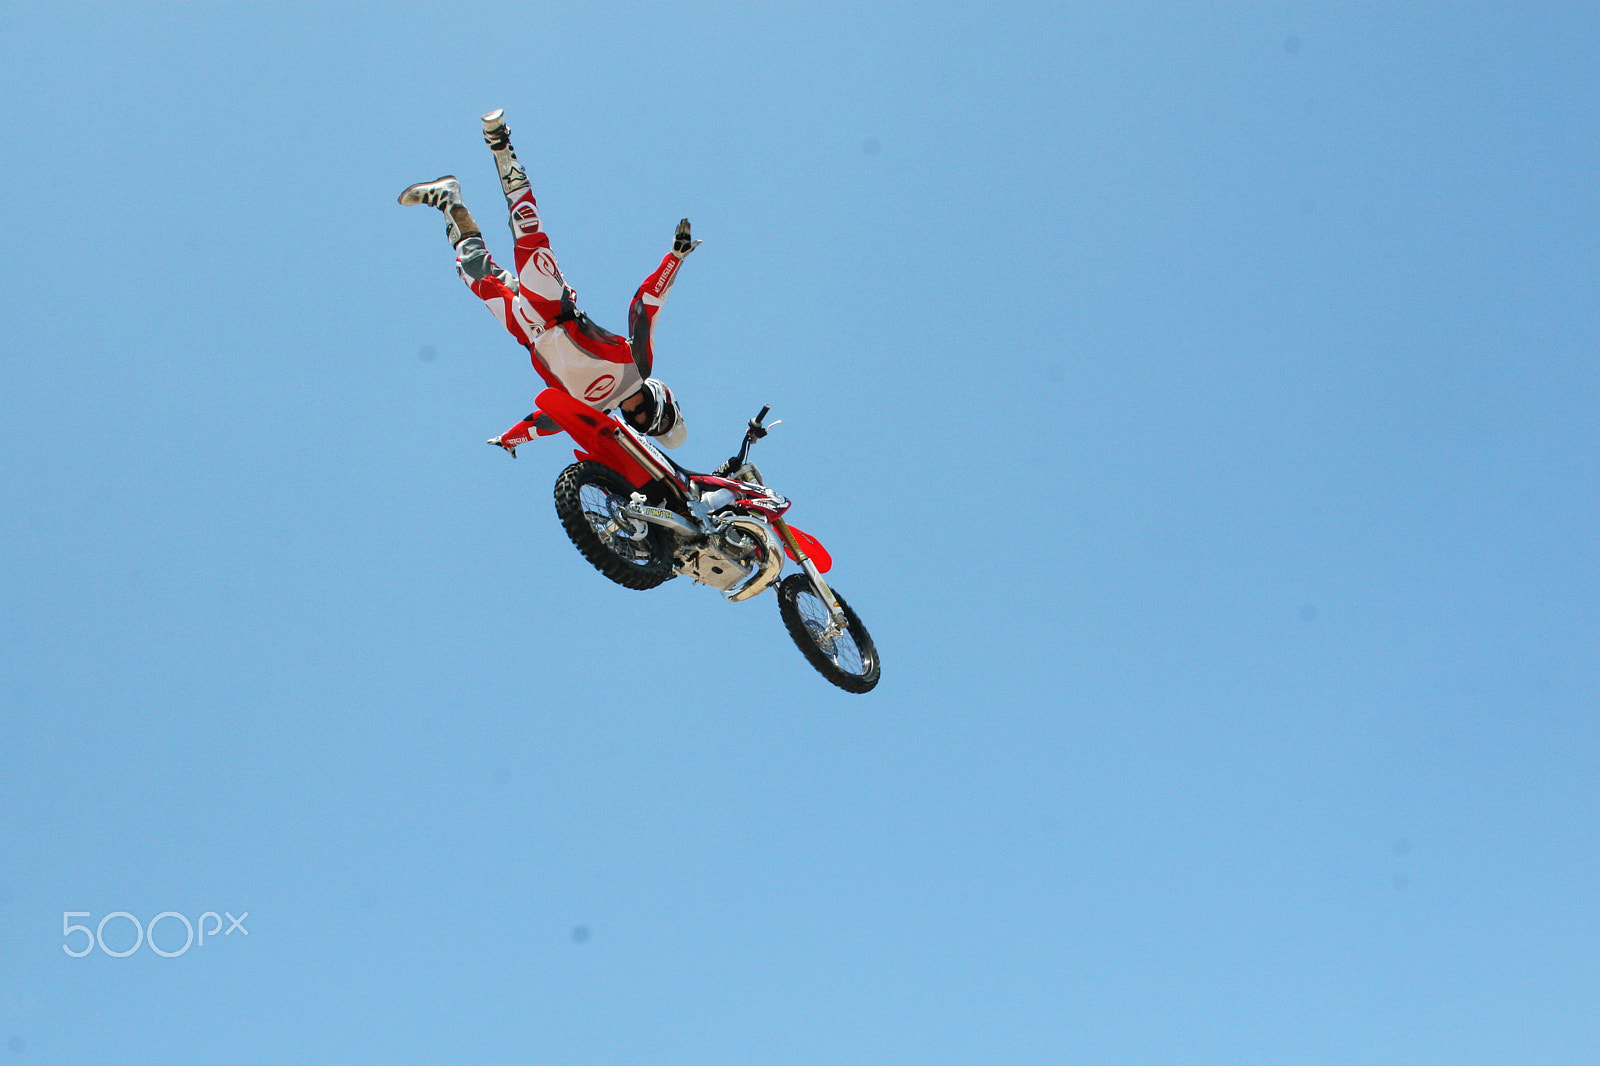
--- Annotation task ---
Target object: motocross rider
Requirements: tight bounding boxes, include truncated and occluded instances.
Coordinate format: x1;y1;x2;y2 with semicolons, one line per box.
400;109;694;449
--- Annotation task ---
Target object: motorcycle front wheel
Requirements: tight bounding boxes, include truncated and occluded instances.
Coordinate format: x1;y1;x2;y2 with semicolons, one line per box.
553;461;676;590
776;574;880;693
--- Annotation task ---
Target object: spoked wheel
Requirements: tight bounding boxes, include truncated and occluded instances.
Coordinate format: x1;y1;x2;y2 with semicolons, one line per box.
776;573;880;693
553;461;676;590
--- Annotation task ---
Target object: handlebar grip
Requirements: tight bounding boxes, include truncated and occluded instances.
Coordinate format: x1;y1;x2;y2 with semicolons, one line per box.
754;405;770;424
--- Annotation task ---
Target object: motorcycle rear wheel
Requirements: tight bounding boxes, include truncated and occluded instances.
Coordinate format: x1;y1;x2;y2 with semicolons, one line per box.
553;461;676;590
776;574;880;693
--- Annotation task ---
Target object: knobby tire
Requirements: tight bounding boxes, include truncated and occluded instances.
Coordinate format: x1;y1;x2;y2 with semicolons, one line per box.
553;461;676;590
776;573;880;693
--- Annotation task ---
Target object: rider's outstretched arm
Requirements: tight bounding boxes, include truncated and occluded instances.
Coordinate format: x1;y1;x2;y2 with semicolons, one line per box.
627;219;699;378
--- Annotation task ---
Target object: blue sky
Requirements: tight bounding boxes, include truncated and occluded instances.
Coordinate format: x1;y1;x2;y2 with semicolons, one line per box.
2;4;1596;1063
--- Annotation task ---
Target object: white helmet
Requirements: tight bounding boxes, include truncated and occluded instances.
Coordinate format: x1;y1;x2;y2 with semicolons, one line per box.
622;378;686;448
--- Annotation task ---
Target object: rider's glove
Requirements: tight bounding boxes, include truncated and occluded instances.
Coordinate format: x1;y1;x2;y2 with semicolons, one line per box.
673;218;702;259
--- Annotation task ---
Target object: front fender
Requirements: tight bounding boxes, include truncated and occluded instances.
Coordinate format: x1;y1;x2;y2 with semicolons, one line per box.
781;523;833;573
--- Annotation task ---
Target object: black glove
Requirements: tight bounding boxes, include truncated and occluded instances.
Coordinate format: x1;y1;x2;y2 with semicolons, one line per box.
673;218;702;258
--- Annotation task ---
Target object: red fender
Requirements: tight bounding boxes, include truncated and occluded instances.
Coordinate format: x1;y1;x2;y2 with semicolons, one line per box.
783;524;832;573
534;388;657;488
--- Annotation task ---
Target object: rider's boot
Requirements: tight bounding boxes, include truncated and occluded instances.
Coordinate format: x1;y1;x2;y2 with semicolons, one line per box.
481;109;530;202
398;176;482;246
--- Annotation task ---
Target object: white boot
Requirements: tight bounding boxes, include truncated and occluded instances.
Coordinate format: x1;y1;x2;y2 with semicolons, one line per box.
398;176;480;246
398;175;462;209
481;109;530;200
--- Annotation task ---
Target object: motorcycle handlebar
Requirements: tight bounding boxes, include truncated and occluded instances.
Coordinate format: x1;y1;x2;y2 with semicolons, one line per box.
725;405;774;472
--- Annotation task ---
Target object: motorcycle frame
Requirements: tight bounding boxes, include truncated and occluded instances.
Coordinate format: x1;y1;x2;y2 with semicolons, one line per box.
531;388;844;620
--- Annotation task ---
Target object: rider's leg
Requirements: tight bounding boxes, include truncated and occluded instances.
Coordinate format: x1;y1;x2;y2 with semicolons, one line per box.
454;237;568;393
481;109;567;302
397;175;545;347
481;108;529;204
454;237;543;348
397;175;482;246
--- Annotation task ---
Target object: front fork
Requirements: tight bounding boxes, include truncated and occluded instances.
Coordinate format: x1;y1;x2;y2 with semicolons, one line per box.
773;517;848;629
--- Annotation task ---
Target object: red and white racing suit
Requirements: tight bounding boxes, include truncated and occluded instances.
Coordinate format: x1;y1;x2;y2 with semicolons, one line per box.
454;188;686;412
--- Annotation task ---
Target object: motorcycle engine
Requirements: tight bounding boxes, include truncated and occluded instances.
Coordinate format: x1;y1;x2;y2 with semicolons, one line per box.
677;519;782;597
677;522;760;592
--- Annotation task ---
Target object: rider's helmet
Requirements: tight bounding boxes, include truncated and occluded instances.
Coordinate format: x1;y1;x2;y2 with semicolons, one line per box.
621;378;687;449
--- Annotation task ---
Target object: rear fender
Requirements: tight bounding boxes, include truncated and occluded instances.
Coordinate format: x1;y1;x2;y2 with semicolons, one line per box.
535;387;655;488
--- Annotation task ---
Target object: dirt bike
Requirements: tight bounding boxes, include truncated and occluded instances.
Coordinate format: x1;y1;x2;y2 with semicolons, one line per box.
491;387;881;693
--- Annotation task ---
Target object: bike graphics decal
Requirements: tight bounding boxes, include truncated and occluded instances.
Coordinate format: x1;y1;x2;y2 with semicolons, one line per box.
635;432;671;469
